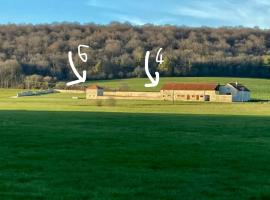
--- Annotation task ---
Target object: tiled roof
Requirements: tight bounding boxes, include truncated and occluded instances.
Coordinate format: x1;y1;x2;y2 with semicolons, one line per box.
161;83;219;91
87;85;103;89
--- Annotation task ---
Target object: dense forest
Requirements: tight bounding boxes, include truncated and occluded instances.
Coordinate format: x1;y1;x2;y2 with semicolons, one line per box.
0;23;270;88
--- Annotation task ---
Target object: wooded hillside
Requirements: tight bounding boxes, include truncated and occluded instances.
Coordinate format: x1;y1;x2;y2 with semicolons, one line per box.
0;23;270;88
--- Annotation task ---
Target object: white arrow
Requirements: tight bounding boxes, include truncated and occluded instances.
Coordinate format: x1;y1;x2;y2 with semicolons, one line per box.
66;51;87;86
144;51;160;88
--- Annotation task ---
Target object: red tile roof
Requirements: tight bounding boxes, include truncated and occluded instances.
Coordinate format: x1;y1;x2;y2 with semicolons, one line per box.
161;83;218;91
87;85;103;89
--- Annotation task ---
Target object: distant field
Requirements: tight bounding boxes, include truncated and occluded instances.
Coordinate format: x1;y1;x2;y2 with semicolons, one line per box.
87;77;270;100
1;88;270;116
1;77;270;115
1;77;270;199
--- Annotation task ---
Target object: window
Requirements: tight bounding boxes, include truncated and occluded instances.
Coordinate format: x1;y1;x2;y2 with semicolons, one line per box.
205;95;210;101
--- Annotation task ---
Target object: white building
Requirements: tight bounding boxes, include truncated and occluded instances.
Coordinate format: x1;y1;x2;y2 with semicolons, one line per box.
219;82;251;102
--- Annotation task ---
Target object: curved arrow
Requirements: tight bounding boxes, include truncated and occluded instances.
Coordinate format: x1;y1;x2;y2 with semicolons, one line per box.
144;51;160;88
66;51;87;86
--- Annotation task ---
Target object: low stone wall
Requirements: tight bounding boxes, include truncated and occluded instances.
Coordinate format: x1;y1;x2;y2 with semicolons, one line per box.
96;96;161;101
56;89;85;94
102;91;162;100
104;91;160;97
214;94;232;103
86;90;233;102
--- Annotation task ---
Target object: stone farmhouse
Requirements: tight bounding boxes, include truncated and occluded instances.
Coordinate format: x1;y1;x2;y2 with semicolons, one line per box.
86;82;251;103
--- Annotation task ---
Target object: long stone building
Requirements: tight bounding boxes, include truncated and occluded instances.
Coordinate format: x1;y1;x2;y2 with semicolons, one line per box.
86;82;251;102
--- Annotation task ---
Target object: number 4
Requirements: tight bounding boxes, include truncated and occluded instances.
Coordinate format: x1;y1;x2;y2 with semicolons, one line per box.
156;48;164;64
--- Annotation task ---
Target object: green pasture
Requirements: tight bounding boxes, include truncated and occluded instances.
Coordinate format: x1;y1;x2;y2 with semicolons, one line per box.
0;77;270;199
1;111;270;199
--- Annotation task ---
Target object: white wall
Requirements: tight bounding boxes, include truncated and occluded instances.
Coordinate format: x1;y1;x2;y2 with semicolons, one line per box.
219;85;250;102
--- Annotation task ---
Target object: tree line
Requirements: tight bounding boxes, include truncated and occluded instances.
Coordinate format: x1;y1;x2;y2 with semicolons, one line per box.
0;23;270;88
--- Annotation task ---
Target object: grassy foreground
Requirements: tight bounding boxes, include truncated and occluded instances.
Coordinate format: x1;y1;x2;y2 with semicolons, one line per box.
1;111;270;200
1;77;270;199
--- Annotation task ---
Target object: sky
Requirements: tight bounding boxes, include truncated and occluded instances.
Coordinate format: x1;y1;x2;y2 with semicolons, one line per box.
0;0;269;28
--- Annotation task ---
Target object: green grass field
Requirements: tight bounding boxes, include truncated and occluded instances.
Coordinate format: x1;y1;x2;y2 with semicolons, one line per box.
1;77;270;199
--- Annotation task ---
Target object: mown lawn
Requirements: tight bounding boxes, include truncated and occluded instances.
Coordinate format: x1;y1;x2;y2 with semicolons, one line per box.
0;111;270;199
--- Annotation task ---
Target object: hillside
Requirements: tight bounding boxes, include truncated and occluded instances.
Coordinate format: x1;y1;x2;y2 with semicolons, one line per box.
1;24;270;88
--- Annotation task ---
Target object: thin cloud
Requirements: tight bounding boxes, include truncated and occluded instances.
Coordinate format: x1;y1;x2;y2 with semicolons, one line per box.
86;0;113;8
251;0;270;6
173;0;270;28
84;0;270;28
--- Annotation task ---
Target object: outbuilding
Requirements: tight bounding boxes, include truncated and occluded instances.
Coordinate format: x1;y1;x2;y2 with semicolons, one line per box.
219;82;250;102
86;85;104;99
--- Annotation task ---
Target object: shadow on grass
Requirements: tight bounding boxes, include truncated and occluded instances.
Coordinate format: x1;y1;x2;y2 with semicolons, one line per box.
250;99;270;103
0;110;270;200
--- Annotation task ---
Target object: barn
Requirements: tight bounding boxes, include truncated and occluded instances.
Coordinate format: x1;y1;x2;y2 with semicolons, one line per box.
160;83;230;102
161;82;250;102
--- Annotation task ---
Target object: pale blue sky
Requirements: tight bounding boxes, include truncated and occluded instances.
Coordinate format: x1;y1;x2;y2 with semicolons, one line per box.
0;0;269;28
